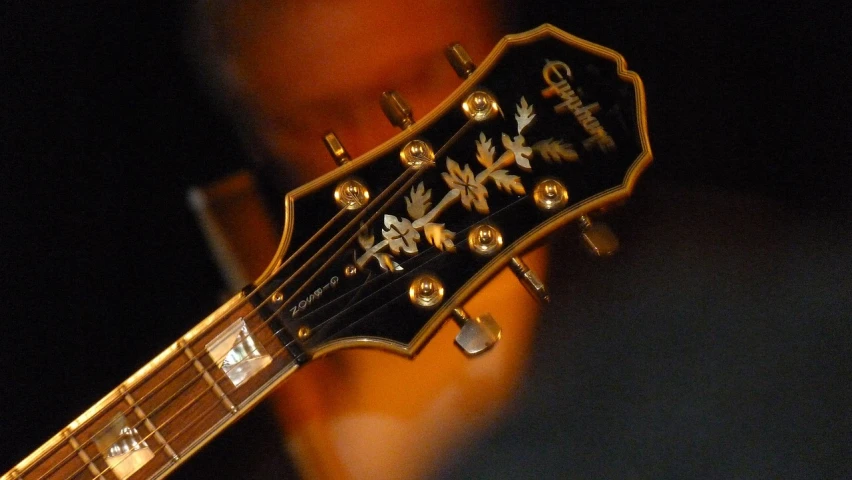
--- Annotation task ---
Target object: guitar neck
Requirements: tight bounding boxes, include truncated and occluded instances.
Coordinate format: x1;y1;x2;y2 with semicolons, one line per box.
5;293;302;480
6;23;653;480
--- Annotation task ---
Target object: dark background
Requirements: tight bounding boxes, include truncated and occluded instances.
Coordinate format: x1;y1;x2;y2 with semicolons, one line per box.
2;1;850;478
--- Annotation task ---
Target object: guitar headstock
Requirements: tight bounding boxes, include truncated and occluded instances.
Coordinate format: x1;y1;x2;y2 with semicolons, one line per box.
251;24;651;359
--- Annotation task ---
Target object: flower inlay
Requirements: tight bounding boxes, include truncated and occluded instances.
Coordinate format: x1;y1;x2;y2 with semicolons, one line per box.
356;96;578;272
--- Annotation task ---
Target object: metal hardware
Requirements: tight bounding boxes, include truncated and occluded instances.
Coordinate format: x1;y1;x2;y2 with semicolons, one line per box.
380;90;414;129
408;274;445;309
445;42;476;78
462;90;500;122
452;308;501;355
297;326;311;340
578;215;619;256
322;131;350;165
334;179;370;210
532;178;569;211
467;224;503;257
399;139;435;169
344;264;358;277
509;256;550;304
272;292;284;303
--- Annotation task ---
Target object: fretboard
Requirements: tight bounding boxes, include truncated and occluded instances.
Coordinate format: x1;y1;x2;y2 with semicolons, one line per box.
4;293;301;480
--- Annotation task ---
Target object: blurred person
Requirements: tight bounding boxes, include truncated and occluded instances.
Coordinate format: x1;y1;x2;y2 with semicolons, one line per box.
187;1;549;478
186;2;852;478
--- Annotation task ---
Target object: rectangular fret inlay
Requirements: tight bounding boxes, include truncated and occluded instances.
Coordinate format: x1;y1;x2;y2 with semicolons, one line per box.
205;317;271;387
92;413;154;480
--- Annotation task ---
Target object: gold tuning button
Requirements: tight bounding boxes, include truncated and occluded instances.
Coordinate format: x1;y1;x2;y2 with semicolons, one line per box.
380;90;414;130
451;308;501;355
578;214;620;257
323;131;350;166
445;43;476;79
509;257;550;304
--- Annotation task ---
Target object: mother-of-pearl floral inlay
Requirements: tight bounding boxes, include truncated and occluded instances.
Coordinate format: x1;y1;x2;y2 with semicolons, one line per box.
357;97;578;272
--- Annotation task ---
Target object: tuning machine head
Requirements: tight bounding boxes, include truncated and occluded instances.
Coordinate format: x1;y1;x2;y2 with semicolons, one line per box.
445;42;476;79
578;215;619;256
452;308;501;355
380;90;414;130
322;131;350;166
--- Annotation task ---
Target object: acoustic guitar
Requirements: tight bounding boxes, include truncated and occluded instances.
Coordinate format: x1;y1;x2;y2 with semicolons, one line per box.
3;24;651;480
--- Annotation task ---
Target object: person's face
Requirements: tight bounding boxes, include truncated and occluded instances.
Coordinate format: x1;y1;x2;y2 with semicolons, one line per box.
226;0;500;183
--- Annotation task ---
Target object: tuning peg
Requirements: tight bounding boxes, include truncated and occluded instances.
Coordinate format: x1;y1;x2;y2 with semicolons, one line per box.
452;308;501;355
380;90;414;129
445;43;476;79
578;215;619;256
322;131;350;165
509;257;550;304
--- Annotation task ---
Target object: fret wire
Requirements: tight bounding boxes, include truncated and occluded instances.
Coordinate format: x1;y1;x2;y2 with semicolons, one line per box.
39;119;472;480
61;292;304;479
34;161;416;480
34;300;282;480
80;345;299;480
33;165;387;479
122;389;180;462
24;202;354;480
124;119;462;455
108;162;421;431
36;163;419;480
31;330;237;480
182;343;238;414
66;434;102;478
71;373;225;480
74;340;295;479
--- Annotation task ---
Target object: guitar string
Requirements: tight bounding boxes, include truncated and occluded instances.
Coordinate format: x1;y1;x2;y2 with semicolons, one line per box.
233;114;477;339
35;168;409;480
89;176;521;479
24;209;322;480
256;118;477;345
35;166;416;480
82;220;464;480
304;194;529;337
123;117;473;446
50;117;480;480
82;232;459;480
77;160;520;480
77;343;298;480
52;165;417;479
54;115;485;480
41;159;421;477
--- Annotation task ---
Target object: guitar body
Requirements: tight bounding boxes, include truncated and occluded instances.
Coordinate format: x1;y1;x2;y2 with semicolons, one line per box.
3;25;650;480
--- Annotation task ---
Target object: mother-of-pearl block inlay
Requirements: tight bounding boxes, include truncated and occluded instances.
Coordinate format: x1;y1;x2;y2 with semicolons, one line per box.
93;414;154;479
206;317;272;387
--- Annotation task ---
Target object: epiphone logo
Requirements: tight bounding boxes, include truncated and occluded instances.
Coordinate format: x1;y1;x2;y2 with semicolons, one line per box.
541;60;616;153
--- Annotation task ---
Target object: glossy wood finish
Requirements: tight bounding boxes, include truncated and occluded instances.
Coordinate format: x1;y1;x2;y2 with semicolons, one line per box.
3;25;650;480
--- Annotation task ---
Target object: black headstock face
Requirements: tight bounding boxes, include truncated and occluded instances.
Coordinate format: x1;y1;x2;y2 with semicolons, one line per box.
253;25;651;357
